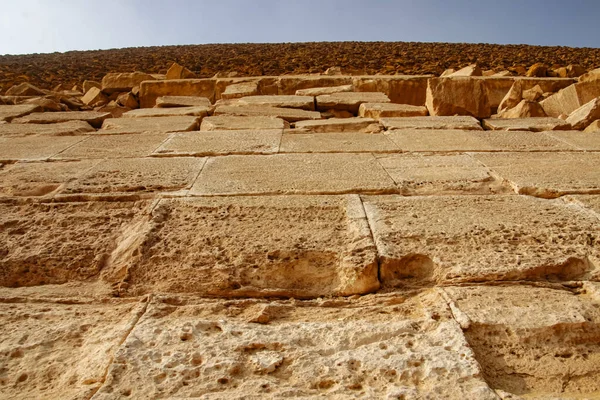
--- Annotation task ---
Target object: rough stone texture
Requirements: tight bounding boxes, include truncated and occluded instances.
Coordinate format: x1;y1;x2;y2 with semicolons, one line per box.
11;111;111;128
498;80;523;112
565;97;600;130
546;130;600;150
191;153;395;195
166;62;196;80
55;133;170;159
295;84;353;96
122;106;209;119
221;81;259;100
101;71;156;94
155;95;211;108
381;116;483;131
200;115;287;131
294;117;379;133
280;132;398;153
99;116;199;134
214;105;321;122
579;67;600;82
426;77;491;118
352;75;431;106
0;136;85;161
234;95;315;111
139;79;216;108
358;103;428;119
81;87;108;106
474;152;600;197
0;104;40;122
584;119;600;132
0;120;95;137
482;117;571;132
540;80;600;117
448;64;482;77
5;82;46;97
497;100;546;118
363;194;600;285
316;92;390;113
154;130;281;156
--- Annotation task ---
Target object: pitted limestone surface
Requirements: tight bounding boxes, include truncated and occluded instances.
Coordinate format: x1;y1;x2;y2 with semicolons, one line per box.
154;130;281;156
54;133;171;159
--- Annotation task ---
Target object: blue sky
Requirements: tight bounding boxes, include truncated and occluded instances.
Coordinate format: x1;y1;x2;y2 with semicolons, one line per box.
0;0;598;55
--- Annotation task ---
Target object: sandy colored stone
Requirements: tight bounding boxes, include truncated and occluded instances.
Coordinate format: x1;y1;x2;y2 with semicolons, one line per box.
116;92;138;109
381;116;483;130
21;97;67;112
295;84;353;96
280;132;398;153
565;97;600;130
426;77;491;118
98;116;199;134
482;117;571;132
122;106;209;118
584;119;600;132
566;194;600;216
522;84;543;102
92;293;496;399
376;153;506;195
579;67;600;82
448;64;483;77
233;95;315;111
0;136;85;162
497;81;522;113
11;111;112;128
351;75;431;106
82;80;101;94
81;87;108;106
486;77;575;111
540;80;600;117
55;133;170;159
277;75;353;95
474;152;600;197
63;157;206;194
0;104;41;122
358;103;428;119
0;120;95;137
191;153;395;195
444;286;600;397
385;129;575;152
101;71;156;94
5;82;47;97
363;194;600;286
139;79;216;108
166;62;196;79
221;81;259;100
154;130;281;156
497;100;546;118
200;115;287;131
294;117;379;133
316;92;390;113
155;95;211;108
0;299;143;400
214;105;321;122
546;131;600;150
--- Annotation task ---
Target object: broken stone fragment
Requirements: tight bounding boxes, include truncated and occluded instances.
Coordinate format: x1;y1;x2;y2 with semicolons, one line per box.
200;115;287;131
99;116;200;134
221;81;259;99
5;82;47;97
166;62;197;79
316;92;390;113
498;80;523;113
295;85;353;96
358;103;428;119
139;79;216;108
426;77;491;118
380;116;482;131
101;71;156;94
214;105;321;122
116;92;139;109
448;64;482;77
155;95;211;108
526;63;547;77
497;100;546;118
234;95;315;111
584;119;600;132
295;117;379;133
483;117;570;131
11;111;111;128
579;67;600;82
521;84;543;101
81;87;108;106
565;97;600;130
0;104;41;122
540;80;600;117
82;80;101;94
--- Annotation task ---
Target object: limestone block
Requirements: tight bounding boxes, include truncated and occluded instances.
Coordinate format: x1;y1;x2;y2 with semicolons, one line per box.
294;117;379;133
352;75;431;105
233;95;315;111
155;96;211;108
474;152;600;197
295;84;353;96
190;153;395;195
0;104;41;122
316;92;390;113
545;130;600;150
482;117;570;132
99;116;200;134
566;194;600;216
448;64;483;77
280;132;398;153
122;106;209;118
214;105;321;122
497;100;546;118
116;92;139;109
221;81;259;99
584;120;600;132
11;111;112;128
498;80;522;112
154;130;281;156
426;77;491;118
277;75;352;95
82;79;101;94
484;77;575;110
0;136;85;162
101;71;156;94
579;67;600;82
358;103;428;119
522;84;543;101
362;195;600;286
5;82;46;97
566;97;600;130
380;116;482;130
139;79;216;108
0;120;95;137
55;133;170;159
200;115;287;131
541;80;600;117
166;62;196;79
81;87;108;106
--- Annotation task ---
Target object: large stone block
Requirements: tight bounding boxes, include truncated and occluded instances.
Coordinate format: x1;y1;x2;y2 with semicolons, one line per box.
316;92;390;113
546;131;600;150
541;80;600;117
0;120;94;137
380;116;482;130
482;117;571;132
200;115;287;131
0;136;86;162
98;116;200;134
352;75;431;105
214;105;321;122
155;95;211;108
358;103;428;119
55;133;171;159
426;77;491;118
101;71;156;94
0;104;40;122
122;106;209;118
277;75;352;95
280;132;398;153
154;130;281;156
234;95;315;110
566;97;600;130
139;79;216;108
294;117;379;133
11;111;111;128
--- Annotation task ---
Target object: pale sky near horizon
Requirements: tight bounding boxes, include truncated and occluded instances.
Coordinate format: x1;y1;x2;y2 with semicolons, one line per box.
0;0;598;55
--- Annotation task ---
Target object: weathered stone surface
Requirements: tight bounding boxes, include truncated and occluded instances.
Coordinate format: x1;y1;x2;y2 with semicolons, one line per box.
81;87;108;106
483;117;570;131
82;80;101;94
214;105;321;122
498;80;523;112
565;97;600;130
522;84;543;101
294;117;379;133
105;195;380;297
485;77;575;111
526;63;547;77
99;116;199;134
541;80;600;117
376;153;507;195
0;120;94;137
363;194;600;285
116;92;138;109
579;67;600;82
92;293;496;399
166;62;197;79
277;75;352;95
0;201;149;286
385;129;575;152
426;77;491;118
154;130;281;156
122;106;209;118
448;64;482;77
474;152;600;197
55;133;170;159
22;96;67;112
497;99;546;118
584;119;600;132
381;116;482;130
0;136;85;161
101;71;156;94
566;194;600;216
0;104;41;122
232;95;315;111
61;157;205;195
280;132;398;153
316;92;390;113
0;299;143;400
139;79;216;108
444;285;600;397
11;111;111;128
200;115;287;131
358;103;428;119
352;75;431;106
221;81;260;100
155;95;211;108
295;84;353;96
191;153;395;195
5;83;46;97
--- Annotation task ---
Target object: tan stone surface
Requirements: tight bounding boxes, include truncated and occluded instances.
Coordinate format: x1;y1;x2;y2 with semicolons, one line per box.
0;104;40;122
381;116;483;130
565;97;600;130
116;92;138;109
221;81;259;100
0;136;85;161
579;67;600;82
351;75;431;106
122;106;209;118
91;293;496;399
546;130;600;150
82;79;101;94
295;84;353;96
81;87;108;106
277;75;352;95
584;119;600;132
11;111;112;128
294;117;379;133
376;153;507;195
191;153;395;195
234;95;315;111
63;157;206;194
566;195;600;216
358;103;428;119
385;129;575;152
154;130;281;156
0;120;95;137
426;77;491;118
363;194;600;285
0;299;143;400
448;64;482;77
214;105;321;122
101;71;156;94
541;80;600;117
166;62;196;80
482;117;571;132
200;115;287;131
497;100;546;118
98;116;199;134
139;79;216;108
316;92;390;113
55;133;170;159
474;152;600;197
280;132;398;153
155;95;211;108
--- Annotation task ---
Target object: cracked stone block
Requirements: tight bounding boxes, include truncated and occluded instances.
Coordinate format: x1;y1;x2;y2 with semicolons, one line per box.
153;130;281;156
482;117;571;132
0;104;40;122
214;105;321;122
155;96;211;108
234;95;315;111
11;111;112;128
92;292;496;399
0;136;86;162
362;195;600;286
122;106;209;118
546;131;600;151
358;103;428;119
98;116;200;134
316;92;391;113
380;116;482;131
0;120;95;137
54;133;170;159
565;195;600;217
294;117;379;133
474;152;600;198
201;116;287;131
279;132;398;153
190;153;395;195
112;195;380;297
